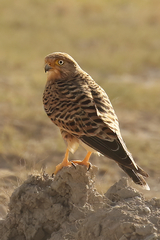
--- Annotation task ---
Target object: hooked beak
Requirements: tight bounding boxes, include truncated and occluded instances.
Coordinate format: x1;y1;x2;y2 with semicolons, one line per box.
45;64;52;73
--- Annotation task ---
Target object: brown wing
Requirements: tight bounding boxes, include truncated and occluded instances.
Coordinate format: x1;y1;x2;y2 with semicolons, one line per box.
44;73;149;188
44;75;140;171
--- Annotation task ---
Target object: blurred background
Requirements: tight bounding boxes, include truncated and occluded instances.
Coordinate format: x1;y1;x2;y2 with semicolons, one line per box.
0;0;160;216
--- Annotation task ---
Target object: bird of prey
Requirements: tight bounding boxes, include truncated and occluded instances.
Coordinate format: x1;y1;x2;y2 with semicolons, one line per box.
43;52;150;190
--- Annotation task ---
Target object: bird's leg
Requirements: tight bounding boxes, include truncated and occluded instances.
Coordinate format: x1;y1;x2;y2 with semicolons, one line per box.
54;148;72;175
71;151;92;170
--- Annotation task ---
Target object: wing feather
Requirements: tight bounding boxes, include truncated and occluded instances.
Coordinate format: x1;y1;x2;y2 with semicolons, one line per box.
80;135;137;170
44;54;149;188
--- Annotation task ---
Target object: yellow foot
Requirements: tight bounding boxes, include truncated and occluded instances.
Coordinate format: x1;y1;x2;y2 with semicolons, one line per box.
53;148;72;175
71;151;92;170
54;161;72;175
71;160;91;170
53;150;92;175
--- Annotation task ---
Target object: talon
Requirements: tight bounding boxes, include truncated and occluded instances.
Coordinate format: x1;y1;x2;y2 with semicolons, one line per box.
71;162;76;168
52;173;54;178
71;151;92;170
87;163;91;171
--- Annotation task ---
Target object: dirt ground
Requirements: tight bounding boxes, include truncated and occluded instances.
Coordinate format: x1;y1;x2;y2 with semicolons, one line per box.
0;165;159;240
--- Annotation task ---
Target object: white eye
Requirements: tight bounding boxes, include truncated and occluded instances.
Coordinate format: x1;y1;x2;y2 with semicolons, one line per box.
58;60;64;65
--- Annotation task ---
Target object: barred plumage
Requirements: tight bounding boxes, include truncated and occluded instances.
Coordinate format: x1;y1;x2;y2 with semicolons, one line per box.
43;52;149;190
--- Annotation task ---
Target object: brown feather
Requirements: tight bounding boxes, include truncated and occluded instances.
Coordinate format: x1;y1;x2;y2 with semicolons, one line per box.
43;52;149;189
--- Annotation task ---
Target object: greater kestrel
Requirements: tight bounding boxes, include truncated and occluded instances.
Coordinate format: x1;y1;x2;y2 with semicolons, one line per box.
43;52;149;190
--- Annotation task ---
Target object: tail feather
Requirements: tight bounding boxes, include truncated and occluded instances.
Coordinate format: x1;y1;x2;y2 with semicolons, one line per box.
80;135;150;189
137;165;149;178
119;164;150;190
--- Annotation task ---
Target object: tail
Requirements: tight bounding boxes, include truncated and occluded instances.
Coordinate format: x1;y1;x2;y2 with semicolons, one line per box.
119;164;150;190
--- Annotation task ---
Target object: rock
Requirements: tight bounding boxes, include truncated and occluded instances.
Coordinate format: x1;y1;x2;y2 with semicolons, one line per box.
0;204;7;218
135;223;156;236
105;177;141;201
0;165;159;240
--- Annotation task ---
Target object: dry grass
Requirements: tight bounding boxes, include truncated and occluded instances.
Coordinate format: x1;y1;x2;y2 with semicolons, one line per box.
0;0;160;211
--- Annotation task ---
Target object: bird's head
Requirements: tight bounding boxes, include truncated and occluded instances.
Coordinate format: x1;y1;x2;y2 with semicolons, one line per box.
44;52;81;82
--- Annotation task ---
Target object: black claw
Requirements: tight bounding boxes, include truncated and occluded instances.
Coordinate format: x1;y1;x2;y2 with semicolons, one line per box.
71;162;77;169
87;163;91;171
51;173;54;178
